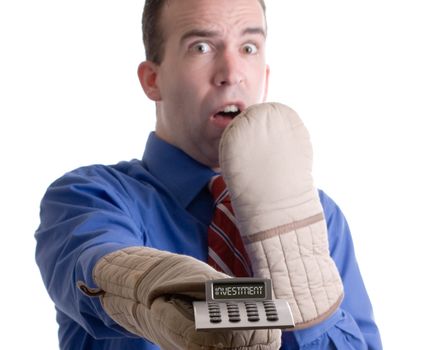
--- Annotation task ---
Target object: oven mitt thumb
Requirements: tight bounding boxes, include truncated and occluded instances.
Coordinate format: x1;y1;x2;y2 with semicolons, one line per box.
219;102;344;329
78;246;281;350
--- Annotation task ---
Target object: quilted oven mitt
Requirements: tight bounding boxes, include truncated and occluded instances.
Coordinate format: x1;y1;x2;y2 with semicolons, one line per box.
78;247;281;349
219;103;344;329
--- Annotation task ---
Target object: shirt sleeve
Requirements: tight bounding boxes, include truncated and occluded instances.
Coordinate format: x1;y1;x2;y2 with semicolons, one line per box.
280;190;382;350
35;165;146;340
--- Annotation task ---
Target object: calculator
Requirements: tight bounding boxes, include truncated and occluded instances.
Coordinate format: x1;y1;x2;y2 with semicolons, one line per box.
193;278;295;331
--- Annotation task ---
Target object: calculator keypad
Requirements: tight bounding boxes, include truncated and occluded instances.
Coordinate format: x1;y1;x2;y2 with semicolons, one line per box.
194;300;293;330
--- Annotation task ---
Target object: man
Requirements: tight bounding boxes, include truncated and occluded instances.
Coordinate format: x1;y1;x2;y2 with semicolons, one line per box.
35;0;382;349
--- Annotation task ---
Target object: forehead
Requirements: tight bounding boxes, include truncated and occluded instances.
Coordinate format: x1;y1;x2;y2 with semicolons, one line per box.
160;0;266;40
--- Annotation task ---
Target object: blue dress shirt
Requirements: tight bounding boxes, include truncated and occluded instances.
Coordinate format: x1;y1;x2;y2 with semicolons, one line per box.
35;132;382;349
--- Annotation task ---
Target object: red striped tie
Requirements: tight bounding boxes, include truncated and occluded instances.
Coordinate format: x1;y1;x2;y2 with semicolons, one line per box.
207;175;253;277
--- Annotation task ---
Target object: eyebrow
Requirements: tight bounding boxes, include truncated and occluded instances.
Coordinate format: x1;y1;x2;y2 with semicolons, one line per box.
180;26;266;44
242;27;266;38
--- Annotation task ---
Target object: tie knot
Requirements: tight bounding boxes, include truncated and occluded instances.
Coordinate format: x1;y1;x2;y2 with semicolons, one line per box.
209;175;229;204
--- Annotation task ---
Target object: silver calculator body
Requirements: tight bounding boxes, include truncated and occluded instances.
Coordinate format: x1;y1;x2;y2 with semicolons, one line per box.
193;278;295;331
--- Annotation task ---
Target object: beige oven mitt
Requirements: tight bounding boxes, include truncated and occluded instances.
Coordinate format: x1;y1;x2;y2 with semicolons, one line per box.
219;103;344;329
78;246;281;350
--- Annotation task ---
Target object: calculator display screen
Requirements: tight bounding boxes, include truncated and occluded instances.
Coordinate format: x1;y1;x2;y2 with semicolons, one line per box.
212;281;266;300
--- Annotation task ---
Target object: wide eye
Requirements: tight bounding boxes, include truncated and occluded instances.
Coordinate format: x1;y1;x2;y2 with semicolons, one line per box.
242;43;258;55
191;42;211;54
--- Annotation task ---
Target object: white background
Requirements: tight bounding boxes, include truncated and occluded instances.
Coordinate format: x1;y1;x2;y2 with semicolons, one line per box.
1;1;439;349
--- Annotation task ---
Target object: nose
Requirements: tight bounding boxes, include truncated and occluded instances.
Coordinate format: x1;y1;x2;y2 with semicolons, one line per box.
213;50;244;87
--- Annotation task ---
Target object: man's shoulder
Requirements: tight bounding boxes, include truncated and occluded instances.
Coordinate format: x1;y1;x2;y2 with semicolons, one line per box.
318;189;336;210
75;159;145;178
46;159;161;194
318;189;346;221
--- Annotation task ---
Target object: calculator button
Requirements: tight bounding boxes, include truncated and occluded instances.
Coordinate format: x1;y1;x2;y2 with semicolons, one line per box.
264;306;277;311
265;311;277;315
264;304;276;309
210;316;222;323
266;314;279;322
265;308;278;314
265;309;277;314
229;316;241;322
248;315;260;322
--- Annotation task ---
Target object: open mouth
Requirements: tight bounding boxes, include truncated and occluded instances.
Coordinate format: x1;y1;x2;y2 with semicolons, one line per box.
214;105;242;119
211;103;245;128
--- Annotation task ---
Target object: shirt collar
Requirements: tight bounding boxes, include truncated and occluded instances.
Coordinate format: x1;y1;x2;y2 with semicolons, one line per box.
142;132;217;208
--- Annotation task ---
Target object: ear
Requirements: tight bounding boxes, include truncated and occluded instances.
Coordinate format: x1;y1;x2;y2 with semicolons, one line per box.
263;64;270;102
138;61;162;101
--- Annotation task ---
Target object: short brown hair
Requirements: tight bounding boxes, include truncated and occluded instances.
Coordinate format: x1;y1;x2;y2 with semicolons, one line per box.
142;0;266;64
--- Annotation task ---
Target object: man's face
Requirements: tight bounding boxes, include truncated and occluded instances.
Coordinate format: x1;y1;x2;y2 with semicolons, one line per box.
143;0;269;168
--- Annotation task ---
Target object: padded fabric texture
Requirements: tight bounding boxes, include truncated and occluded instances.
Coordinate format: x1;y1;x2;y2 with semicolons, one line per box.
219;103;344;329
92;247;282;349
